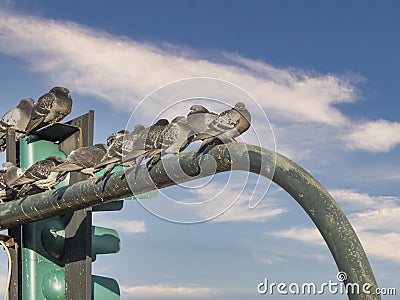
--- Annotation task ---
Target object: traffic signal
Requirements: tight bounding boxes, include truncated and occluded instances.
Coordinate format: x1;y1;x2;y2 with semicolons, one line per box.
39;216;121;300
19;137;68;300
9;112;158;299
18;133;123;299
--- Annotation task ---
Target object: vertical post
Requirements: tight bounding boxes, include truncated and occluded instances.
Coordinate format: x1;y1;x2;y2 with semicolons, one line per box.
6;129;22;300
62;110;94;300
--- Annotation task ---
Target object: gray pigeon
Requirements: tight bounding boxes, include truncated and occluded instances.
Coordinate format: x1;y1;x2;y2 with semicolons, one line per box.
96;125;145;179
0;98;35;152
187;105;218;134
192;102;251;153
11;156;66;197
52;144;108;177
1;98;35;133
0;135;6;153
106;129;130;146
2;162;26;188
123;119;169;174
25;87;73;135
146;116;194;169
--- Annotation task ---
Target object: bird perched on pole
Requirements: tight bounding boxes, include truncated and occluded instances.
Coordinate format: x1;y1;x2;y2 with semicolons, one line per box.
10;156;67;197
122;119;169;176
1;161;26;200
146;116;195;169
0;98;35;152
25;86;73;135
2;162;26;189
187;104;218;135
95;125;145;179
52;144;108;177
106;129;129;147
189;102;251;154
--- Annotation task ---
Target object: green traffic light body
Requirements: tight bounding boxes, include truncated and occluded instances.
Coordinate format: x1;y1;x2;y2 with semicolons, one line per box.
18;125;158;300
20;136;124;300
20;137;67;300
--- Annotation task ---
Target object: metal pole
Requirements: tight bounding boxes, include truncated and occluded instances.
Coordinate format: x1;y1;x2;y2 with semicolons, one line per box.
5;129;22;300
61;111;94;300
0;143;380;300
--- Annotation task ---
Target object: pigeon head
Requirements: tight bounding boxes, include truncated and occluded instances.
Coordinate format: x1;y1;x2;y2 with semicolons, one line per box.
46;156;66;165
155;119;169;126
234;102;246;110
50;86;70;97
117;129;129;134
2;162;15;170
188;105;209;115
94;143;107;151
132;125;145;134
107;130;129;146
17;98;35;109
171;116;186;123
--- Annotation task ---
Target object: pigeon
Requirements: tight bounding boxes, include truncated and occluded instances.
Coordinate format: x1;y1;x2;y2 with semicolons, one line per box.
1;162;26;200
96;125;145;179
52;144;108;177
146;116;195;169
187;104;218;134
2;162;26;188
0;136;6;153
106;129;130;146
1;98;35;133
123;119;169;174
11;156;67;197
192;102;251;153
0;98;35;152
25;87;73;135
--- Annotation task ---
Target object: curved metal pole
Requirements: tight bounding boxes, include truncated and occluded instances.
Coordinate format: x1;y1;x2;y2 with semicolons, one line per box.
0;144;380;300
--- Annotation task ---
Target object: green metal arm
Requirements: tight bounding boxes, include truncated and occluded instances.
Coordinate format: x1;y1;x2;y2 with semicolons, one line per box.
0;144;380;300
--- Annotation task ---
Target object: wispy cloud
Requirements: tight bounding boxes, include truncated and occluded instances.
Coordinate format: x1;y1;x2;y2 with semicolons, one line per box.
1;10;398;155
266;190;400;263
0;10;357;126
267;227;324;245
345;120;400;152
330;189;399;209
121;284;221;297
93;215;147;235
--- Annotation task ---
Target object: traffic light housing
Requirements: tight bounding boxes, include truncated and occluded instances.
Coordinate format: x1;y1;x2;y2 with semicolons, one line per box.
14;112;122;300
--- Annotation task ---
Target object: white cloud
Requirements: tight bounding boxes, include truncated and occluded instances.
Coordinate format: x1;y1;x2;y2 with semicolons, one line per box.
267;227;324;245
345;120;400;152
267;190;400;263
356;232;400;263
0;10;358;127
93;216;147;235
330;189;399;209
351;207;400;231
121;284;221;297
1;10;398;156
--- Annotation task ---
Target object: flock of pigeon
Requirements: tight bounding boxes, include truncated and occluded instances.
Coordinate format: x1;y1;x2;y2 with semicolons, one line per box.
0;86;251;203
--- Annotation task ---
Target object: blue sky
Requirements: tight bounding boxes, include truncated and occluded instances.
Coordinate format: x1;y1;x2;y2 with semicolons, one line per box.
0;1;399;299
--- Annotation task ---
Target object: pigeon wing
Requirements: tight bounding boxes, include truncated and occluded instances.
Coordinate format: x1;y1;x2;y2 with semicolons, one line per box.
1;108;21;130
25;93;56;134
